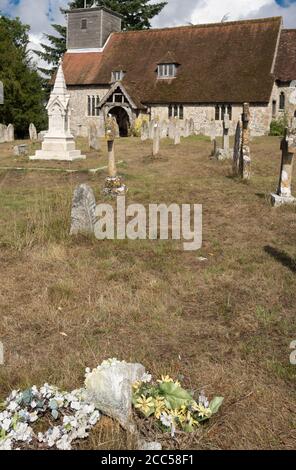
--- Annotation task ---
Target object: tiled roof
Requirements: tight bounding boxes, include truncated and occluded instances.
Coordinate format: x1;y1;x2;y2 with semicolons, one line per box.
275;29;296;82
63;17;282;105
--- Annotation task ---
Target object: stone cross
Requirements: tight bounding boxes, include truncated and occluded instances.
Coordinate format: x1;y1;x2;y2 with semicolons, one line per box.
88;121;100;151
233;121;242;176
239;103;251;180
222;111;230;151
105;116;117;177
70;184;97;235
271;119;296;206
152;122;160;156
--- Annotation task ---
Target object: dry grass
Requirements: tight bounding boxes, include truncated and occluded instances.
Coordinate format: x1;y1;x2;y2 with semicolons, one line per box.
0;135;295;450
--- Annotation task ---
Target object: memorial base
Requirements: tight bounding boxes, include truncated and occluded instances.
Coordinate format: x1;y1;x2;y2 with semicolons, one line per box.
270;193;296;207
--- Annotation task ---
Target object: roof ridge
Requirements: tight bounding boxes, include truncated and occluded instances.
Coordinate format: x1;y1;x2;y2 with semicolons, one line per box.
112;16;282;36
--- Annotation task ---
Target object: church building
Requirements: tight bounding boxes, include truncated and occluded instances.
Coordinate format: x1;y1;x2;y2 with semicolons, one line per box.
61;5;296;138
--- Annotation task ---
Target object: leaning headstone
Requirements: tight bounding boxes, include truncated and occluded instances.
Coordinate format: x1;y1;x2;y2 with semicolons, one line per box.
233;121;242;176
152;122;160;156
85;360;146;431
6;124;14;142
13;144;28;156
239;103;251;180
141;120;149;141
70;184;97;235
271;119;296;207
88;122;100;151
29;123;38;141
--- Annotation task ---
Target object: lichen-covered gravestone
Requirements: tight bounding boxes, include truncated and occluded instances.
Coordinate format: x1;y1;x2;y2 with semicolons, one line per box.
271;119;296;207
88;122;100;151
70;184;97;235
6;124;14;142
239;103;251;180
0;124;7;143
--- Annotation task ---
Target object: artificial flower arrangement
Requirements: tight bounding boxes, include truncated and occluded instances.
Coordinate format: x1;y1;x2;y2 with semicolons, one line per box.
132;374;223;437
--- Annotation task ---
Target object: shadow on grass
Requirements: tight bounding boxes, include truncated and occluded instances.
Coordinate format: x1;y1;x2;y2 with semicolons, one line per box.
264;245;296;274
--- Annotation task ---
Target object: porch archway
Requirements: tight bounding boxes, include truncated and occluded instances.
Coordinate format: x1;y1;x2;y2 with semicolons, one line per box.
109;106;130;137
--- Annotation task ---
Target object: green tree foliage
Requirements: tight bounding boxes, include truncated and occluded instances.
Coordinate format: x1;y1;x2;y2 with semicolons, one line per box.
35;0;167;77
0;16;47;138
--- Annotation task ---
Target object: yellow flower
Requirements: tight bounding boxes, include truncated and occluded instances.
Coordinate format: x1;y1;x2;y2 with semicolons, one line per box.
133;381;141;391
135;395;154;415
186;411;199;428
194;404;212;419
157;375;174;384
170;408;186;424
154;397;166;419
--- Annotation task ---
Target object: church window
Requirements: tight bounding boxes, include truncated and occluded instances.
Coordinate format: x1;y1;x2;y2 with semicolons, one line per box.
112;71;124;82
158;64;177;79
168;104;184;120
272;100;277;118
87;95;100;116
279;92;285;111
81;19;87;30
215;104;232;121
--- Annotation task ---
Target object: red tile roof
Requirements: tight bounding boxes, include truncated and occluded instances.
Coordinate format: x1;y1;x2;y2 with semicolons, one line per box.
63;17;282;105
275;29;296;82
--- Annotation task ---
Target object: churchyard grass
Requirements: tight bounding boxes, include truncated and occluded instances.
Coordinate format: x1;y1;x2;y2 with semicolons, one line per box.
0;135;295;449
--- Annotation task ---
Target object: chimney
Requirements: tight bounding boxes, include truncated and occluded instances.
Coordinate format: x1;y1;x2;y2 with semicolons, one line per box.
66;5;122;52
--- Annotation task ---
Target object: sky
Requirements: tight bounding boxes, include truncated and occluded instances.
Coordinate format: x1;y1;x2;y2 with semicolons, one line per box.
1;0;296;62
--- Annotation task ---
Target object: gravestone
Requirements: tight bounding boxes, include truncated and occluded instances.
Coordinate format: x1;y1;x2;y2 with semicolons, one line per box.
209;120;216;142
29;123;38;141
0;124;7;143
160;121;168;139
182;119;190;138
13;144;28;156
189;118;195;136
152;122;160;156
174;119;181;145
88;122;100;151
70;184;97;235
168;119;175;140
239;103;251;180
6;124;14;142
222;112;230;152
271;119;296;207
233;121;242;176
30;60;85;161
141;121;149;141
149;120;156;140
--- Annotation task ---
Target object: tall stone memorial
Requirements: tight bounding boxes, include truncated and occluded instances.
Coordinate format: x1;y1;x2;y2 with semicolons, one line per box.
30;60;85;161
103;116;127;196
271;119;296;207
152;122;160;156
233;121;242;176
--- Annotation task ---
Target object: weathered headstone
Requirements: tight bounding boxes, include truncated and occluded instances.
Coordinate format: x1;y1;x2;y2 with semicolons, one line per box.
152;122;160;156
174;119;181;145
88;122;100;151
0;124;7;144
70;184;97;235
13;144;28;156
222;112;230;152
141;120;149;141
233;121;242;176
29;123;38;141
189;118;195;136
6;124;14;142
239;103;251;180
271;119;296;207
168;119;175;140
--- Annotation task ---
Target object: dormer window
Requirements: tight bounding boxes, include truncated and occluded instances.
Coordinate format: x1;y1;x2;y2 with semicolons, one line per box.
112;71;124;82
157;64;177;79
81;19;87;30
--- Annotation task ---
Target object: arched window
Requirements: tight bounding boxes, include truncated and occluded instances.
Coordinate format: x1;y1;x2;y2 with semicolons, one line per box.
179;105;184;120
272;100;277;118
279;92;285;110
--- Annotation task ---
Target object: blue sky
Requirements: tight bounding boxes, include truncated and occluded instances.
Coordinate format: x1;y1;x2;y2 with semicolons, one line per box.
1;0;296;63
